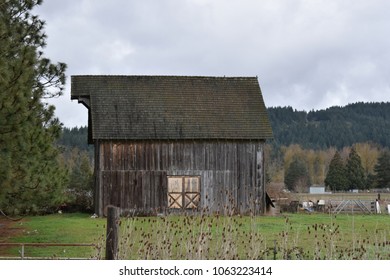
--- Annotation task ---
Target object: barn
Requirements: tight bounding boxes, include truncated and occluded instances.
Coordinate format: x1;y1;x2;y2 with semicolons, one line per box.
71;75;273;216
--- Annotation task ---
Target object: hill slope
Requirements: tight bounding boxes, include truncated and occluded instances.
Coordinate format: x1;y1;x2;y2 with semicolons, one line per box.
267;102;390;149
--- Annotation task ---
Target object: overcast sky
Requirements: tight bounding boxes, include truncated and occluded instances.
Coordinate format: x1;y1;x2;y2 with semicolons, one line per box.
36;0;390;128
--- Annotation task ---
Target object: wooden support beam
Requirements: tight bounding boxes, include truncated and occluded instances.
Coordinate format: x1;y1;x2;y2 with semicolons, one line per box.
105;206;120;260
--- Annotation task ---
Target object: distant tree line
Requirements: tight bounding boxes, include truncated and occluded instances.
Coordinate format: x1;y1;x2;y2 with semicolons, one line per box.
58;126;93;157
268;102;390;149
268;143;390;193
265;102;390;192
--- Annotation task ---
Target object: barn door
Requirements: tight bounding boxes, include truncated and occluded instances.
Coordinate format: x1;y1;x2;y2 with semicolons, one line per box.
167;176;200;209
167;177;183;209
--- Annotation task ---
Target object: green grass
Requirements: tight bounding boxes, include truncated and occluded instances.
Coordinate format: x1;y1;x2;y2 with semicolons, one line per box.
7;213;106;259
3;212;390;259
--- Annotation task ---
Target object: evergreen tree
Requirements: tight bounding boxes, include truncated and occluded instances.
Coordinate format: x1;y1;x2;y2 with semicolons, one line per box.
284;157;310;192
346;147;366;190
374;150;390;188
0;0;67;214
58;126;93;157
325;151;348;191
66;150;93;212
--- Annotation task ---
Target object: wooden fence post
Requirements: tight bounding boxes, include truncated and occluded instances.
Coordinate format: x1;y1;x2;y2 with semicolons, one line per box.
105;206;120;260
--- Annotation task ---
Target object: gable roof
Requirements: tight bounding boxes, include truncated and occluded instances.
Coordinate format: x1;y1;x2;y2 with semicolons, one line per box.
71;75;273;140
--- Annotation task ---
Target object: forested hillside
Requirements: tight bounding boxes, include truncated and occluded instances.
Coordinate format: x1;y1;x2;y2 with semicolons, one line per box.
268;102;390;149
58;126;93;155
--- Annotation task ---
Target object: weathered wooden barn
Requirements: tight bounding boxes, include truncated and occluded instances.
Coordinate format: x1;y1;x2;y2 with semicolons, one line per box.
71;75;273;216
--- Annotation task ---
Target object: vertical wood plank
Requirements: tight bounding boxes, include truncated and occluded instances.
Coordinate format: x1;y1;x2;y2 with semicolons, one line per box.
256;144;265;215
95;140;103;216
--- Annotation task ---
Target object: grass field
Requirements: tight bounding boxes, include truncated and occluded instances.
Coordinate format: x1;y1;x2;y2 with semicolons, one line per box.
1;212;389;260
0;213;106;259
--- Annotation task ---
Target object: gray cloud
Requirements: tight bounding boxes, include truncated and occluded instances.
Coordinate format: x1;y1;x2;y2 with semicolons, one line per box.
36;0;390;127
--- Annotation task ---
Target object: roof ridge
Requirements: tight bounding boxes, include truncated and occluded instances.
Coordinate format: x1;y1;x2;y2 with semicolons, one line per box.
71;74;258;79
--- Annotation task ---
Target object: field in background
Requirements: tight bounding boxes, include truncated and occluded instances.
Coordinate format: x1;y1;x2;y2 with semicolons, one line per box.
1;212;389;260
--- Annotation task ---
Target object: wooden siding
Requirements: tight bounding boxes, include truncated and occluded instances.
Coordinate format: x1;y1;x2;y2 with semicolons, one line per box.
94;140;265;216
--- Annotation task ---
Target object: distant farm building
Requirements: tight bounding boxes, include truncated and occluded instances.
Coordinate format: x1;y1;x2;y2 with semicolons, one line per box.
309;186;326;194
71;75;273;216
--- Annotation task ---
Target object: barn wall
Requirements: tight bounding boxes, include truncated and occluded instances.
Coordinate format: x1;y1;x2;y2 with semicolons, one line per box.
94;140;265;216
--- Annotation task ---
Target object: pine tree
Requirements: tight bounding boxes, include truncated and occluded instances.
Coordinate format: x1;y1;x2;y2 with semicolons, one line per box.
284;157;310;192
374;150;390;189
0;0;67;214
346;147;365;190
325;151;348;191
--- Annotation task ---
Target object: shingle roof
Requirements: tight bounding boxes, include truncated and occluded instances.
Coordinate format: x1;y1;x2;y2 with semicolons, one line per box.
71;75;273;140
